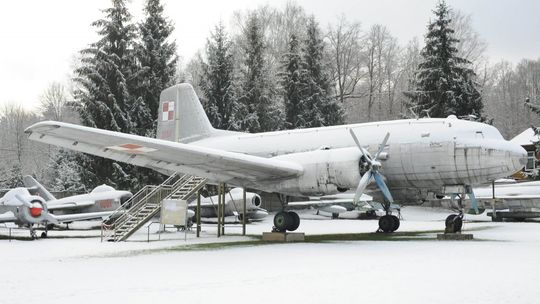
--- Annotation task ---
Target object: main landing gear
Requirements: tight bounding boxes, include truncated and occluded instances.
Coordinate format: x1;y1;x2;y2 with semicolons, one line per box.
445;191;467;233
378;214;400;233
377;202;400;233
272;211;300;232
445;212;463;233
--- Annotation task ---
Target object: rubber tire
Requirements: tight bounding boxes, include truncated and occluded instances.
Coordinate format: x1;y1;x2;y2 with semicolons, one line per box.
445;214;463;233
274;211;291;232
41;232;48;238
287;211;300;231
379;215;395;233
390;215;400;232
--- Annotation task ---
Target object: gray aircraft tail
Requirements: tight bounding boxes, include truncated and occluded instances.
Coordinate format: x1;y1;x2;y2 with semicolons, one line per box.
156;83;234;143
23;175;56;201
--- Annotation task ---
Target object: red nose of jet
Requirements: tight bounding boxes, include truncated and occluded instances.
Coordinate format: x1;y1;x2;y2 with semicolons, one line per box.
29;203;43;217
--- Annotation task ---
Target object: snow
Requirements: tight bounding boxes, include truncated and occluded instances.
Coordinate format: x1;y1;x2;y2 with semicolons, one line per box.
1;207;539;304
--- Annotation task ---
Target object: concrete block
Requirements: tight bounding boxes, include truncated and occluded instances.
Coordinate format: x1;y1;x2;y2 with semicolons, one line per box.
262;232;305;242
437;233;474;240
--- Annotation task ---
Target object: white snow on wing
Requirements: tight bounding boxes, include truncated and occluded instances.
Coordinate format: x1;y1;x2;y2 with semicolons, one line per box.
25;121;303;182
0;211;16;223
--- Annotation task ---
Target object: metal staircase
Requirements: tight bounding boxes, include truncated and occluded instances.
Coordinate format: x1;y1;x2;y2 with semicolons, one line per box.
101;173;207;242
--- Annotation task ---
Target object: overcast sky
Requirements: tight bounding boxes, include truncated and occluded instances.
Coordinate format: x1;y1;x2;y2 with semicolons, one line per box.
0;0;539;111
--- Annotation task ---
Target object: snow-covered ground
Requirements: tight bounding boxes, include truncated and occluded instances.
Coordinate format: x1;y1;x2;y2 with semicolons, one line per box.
1;207;539;304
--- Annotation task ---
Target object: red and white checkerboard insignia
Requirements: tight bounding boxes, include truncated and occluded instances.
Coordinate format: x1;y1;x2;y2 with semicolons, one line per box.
162;101;175;121
108;143;157;154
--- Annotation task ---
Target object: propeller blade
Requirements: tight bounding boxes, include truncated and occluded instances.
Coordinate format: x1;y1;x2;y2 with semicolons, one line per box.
354;170;373;203
349;129;371;161
373;172;394;203
374;132;390;160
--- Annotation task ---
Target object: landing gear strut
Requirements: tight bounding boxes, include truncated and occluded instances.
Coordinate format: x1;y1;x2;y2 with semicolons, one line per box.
273;211;300;232
29;226;38;239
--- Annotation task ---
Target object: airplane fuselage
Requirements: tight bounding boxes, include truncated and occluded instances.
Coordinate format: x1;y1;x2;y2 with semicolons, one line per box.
190;116;526;203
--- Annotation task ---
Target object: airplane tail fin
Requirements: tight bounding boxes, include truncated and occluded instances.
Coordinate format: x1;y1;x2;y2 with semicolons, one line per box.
23;175;56;201
156;83;216;143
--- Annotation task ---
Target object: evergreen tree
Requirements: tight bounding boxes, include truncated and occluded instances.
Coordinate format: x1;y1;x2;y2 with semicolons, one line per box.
47;149;87;192
302;17;344;127
200;22;238;130
280;33;308;129
405;1;482;118
73;0;141;190
0;164;23;188
134;0;178;136
238;13;284;132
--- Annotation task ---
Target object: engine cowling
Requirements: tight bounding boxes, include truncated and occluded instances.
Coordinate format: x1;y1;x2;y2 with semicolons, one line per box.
20;198;50;224
274;147;362;196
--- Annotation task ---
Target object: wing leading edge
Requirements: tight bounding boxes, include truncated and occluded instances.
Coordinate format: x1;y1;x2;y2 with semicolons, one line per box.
25;121;303;184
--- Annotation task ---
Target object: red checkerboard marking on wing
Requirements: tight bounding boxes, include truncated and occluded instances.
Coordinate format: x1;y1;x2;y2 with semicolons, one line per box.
162;101;175;121
107;143;157;154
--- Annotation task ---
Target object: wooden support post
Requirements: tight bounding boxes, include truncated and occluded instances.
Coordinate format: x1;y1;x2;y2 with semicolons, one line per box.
242;188;246;236
196;190;201;238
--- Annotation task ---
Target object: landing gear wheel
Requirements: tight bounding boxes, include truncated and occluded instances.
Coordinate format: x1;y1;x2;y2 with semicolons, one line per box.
378;215;395;233
445;214;463;233
41;232;48;238
287;211;300;231
390;215;400;232
273;211;291;232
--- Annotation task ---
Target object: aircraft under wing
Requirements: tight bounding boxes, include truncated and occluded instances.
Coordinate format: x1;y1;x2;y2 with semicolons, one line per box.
25;121;303;183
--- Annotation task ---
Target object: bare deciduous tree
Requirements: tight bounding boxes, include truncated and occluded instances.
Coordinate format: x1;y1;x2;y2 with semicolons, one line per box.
327;16;364;105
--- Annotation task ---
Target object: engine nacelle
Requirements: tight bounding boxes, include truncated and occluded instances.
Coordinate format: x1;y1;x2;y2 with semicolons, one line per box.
19;198;51;225
274;147;361;196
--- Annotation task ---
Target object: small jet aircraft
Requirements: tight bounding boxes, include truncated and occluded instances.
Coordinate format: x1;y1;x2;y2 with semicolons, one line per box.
438;180;540;221
23;175;132;218
25;83;527;234
191;188;268;222
0;188;114;239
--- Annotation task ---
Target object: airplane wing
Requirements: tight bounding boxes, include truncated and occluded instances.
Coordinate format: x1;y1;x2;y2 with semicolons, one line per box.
0;212;17;223
47;201;96;211
26;121;303;183
53;211;114;223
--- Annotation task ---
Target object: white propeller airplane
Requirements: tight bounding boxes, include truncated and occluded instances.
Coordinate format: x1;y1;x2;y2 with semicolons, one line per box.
25;83;527;234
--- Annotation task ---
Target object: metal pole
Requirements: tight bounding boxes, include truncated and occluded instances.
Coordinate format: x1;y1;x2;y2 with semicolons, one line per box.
242;188;246;236
492;180;497;219
196;190;201;238
217;183;222;237
222;183;226;236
